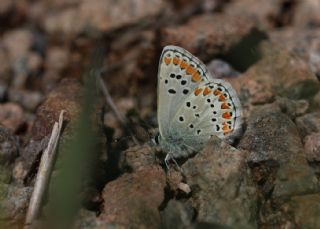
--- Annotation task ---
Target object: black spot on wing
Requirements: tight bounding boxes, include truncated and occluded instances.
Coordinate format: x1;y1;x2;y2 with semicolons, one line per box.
168;89;176;94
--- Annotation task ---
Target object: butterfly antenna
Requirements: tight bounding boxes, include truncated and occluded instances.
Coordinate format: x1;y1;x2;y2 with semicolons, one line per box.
97;73;140;146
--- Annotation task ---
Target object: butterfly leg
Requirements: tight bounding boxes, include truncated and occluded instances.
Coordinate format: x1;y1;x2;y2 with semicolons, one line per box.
165;153;179;169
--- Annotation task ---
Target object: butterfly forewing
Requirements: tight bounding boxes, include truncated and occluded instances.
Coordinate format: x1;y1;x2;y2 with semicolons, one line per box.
157;46;209;140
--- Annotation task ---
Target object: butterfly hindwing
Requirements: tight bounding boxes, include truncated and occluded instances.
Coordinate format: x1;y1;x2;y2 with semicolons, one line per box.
170;80;243;147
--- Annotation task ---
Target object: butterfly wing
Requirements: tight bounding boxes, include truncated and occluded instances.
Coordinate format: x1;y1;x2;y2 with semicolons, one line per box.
157;46;242;157
157;45;209;141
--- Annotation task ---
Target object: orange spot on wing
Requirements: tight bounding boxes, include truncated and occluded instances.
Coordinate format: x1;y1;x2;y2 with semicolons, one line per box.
180;61;188;69
194;88;203;96
186;66;196;75
221;103;229;109
173;57;180;65
219;95;226;101
222;112;232;119
164;57;171;65
213;90;221;96
192;72;201;82
203;87;212;96
222;122;231;135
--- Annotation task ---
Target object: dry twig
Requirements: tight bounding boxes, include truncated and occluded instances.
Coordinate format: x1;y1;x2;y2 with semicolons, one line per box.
97;75;140;145
24;110;65;228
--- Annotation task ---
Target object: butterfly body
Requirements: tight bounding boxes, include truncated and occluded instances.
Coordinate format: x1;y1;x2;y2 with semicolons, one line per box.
156;46;242;159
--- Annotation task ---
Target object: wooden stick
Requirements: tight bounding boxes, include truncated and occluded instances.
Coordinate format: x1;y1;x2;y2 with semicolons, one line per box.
25;110;65;228
97;76;140;145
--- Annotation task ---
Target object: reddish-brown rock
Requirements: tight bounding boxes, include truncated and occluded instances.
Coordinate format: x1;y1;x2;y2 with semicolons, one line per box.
31;78;81;140
99;166;166;228
44;0;166;36
293;0;320;27
270;28;320;79
0;103;25;132
304;132;320;162
119;145;157;172
224;0;281;29
161;14;257;61
13;79;82;183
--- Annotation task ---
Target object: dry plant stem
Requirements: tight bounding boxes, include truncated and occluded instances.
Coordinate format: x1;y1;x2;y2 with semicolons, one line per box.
24;110;65;228
98;76;140;145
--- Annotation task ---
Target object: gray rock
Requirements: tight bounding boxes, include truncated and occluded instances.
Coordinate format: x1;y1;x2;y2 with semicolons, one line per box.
0;184;32;222
296;112;320;139
239;103;320;197
227;41;320;116
272;154;320;198
182;138;257;228
313;91;320;108
274;97;309;119
207;59;240;79
0;126;18;165
0;165;12;184
161;200;194;229
290;194;320;228
239;105;302;163
75;209;115;229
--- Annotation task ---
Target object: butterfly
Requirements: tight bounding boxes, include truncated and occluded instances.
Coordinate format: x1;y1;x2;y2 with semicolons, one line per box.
153;45;243;167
